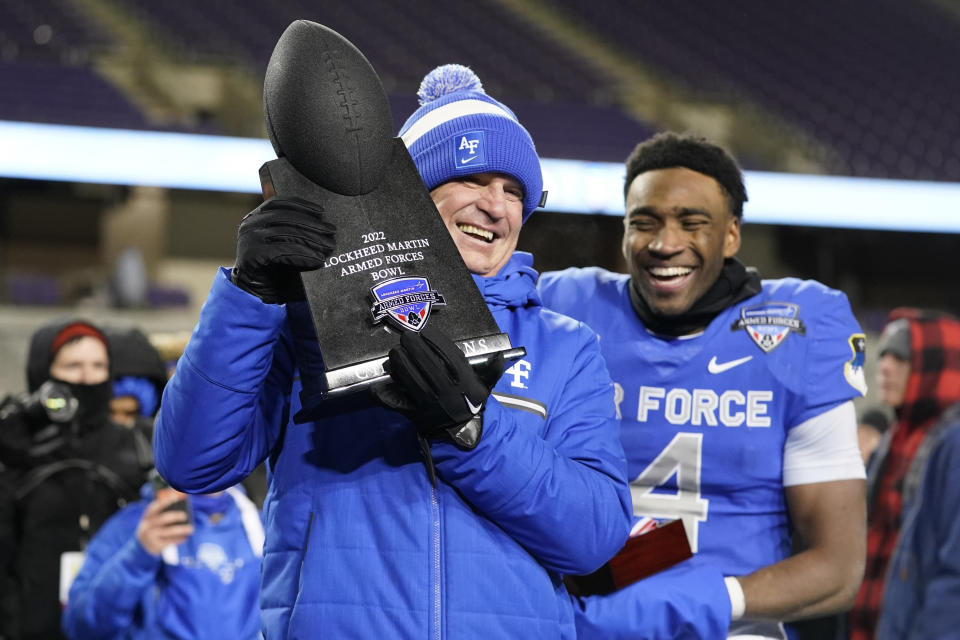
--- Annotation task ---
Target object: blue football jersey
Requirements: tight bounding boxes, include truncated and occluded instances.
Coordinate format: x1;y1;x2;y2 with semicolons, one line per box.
539;267;866;578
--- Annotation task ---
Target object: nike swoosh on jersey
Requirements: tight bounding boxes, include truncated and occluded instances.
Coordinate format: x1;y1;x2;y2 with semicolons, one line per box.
464;395;484;415
707;355;753;374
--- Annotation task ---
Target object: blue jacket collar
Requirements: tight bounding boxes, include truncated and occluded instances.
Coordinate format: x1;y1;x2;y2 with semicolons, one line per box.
471;252;541;310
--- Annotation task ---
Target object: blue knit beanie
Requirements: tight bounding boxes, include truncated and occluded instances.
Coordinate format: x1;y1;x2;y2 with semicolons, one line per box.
399;64;545;221
113;375;159;417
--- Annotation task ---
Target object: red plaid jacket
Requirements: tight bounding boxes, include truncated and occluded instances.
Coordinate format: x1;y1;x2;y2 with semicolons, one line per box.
849;308;960;640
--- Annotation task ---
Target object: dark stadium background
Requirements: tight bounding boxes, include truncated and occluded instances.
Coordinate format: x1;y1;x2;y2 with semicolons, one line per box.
2;0;959;399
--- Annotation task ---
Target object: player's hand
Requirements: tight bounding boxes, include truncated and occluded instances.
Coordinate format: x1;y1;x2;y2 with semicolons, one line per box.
372;325;504;449
232;197;337;304
136;493;194;556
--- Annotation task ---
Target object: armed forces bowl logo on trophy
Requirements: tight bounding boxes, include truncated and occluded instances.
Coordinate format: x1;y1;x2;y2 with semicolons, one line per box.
259;20;523;407
370;277;446;332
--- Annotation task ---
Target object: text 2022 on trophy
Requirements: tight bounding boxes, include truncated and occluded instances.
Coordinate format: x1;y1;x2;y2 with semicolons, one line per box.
260;20;523;403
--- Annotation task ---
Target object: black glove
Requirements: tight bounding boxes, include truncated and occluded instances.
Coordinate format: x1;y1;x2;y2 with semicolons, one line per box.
372;325;505;450
232;197;337;303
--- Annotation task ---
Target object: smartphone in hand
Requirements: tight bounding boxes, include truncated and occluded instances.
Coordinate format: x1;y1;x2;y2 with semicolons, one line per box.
147;468;194;525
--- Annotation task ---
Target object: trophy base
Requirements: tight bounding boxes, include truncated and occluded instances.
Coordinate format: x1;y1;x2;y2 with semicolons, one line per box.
323;332;523;397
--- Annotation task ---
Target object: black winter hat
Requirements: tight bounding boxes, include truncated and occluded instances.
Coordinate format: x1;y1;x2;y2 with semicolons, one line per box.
26;317;110;392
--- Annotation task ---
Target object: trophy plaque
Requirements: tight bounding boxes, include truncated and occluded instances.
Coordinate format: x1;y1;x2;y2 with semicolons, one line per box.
564;520;693;596
261;20;523;401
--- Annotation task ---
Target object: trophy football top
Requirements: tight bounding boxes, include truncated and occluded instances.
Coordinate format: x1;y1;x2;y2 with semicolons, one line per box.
263;20;394;196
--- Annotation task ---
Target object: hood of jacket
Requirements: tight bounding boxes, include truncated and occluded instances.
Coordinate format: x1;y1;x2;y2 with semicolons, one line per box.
891;308;960;430
106;325;167;399
471;251;541;310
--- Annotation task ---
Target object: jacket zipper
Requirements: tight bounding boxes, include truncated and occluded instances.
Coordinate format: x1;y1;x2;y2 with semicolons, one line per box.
431;484;441;640
286;511;314;638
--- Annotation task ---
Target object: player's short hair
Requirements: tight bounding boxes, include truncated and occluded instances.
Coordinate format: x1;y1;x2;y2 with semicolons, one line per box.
624;132;747;219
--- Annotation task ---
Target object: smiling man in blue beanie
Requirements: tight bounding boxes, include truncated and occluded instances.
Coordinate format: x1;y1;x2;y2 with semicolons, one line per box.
154;64;631;639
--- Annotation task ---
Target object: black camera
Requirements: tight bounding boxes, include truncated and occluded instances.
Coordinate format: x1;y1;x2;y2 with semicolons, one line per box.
0;381;78;466
17;380;78;425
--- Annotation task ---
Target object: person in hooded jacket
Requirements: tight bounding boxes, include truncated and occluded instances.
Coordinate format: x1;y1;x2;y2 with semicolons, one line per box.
154;64;632;639
0;318;152;640
62;479;263;640
850;309;960;640
104;326;167;433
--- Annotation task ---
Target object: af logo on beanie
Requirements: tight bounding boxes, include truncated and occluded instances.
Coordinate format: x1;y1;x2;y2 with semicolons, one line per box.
456;131;486;169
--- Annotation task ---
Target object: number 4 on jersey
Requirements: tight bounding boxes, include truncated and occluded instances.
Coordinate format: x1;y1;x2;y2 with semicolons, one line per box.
629;433;708;552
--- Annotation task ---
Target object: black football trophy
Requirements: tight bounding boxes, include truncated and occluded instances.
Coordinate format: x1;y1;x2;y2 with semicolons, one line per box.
259;20;523;402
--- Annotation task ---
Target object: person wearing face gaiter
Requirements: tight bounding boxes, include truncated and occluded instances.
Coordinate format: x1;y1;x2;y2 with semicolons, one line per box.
0;318;152;640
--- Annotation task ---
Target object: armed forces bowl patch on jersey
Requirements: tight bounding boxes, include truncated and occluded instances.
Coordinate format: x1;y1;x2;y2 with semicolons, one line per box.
370;276;446;332
844;333;868;395
731;302;807;353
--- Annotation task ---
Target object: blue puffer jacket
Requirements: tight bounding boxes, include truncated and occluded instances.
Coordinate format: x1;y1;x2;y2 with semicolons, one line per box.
155;252;632;639
62;484;263;640
876;407;960;640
